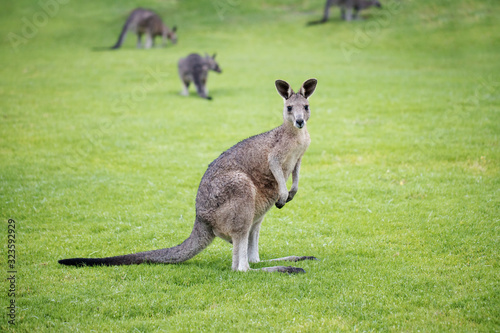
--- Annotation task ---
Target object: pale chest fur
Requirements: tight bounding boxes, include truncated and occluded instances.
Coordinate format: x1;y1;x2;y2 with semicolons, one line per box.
279;129;311;179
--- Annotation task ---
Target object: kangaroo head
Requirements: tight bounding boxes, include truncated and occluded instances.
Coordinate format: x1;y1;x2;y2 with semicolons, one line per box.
167;26;177;44
205;53;222;73
275;79;317;129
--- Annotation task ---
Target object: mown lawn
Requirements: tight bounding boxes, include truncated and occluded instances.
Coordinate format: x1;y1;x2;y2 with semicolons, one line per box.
1;0;499;331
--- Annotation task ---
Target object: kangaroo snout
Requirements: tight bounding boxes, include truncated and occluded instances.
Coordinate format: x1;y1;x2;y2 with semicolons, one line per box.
295;119;305;129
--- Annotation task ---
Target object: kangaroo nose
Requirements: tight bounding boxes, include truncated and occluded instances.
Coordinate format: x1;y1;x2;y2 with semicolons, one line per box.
295;119;305;128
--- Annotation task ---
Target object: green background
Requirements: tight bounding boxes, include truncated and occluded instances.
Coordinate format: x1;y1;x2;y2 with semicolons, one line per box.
1;0;499;331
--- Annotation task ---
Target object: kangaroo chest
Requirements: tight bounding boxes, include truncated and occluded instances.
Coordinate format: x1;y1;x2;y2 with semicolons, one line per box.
281;147;306;177
280;134;310;179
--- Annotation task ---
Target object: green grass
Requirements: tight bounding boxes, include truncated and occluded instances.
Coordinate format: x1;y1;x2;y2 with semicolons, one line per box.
1;0;499;331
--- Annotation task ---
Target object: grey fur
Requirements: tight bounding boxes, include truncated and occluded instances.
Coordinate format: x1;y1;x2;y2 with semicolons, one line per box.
178;53;222;100
59;79;318;274
321;0;382;22
112;8;177;49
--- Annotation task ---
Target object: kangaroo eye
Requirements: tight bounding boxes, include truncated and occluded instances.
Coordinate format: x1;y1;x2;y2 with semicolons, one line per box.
304;105;309;111
287;106;293;112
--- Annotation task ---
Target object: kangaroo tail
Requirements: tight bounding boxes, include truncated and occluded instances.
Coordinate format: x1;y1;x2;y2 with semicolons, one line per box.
58;219;215;266
111;15;134;49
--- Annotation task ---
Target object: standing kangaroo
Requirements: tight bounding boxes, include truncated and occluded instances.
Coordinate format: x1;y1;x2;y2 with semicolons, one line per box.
111;8;177;49
315;0;382;23
178;53;222;100
59;79;318;274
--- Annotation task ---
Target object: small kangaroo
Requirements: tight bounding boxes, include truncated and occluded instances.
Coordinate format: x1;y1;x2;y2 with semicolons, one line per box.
178;53;222;100
111;8;177;49
315;0;382;23
59;79;318;274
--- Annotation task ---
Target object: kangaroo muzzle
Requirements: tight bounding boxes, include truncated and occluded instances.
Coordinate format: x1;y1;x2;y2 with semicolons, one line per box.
295;119;305;129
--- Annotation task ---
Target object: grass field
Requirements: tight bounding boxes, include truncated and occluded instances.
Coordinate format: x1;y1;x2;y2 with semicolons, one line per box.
1;0;499;331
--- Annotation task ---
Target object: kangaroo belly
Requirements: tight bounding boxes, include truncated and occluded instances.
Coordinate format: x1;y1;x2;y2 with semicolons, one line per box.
214;230;232;243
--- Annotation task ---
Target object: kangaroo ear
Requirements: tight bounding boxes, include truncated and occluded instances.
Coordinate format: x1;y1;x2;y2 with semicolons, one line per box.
275;80;294;100
212;53;217;59
172;26;177;32
299;79;317;99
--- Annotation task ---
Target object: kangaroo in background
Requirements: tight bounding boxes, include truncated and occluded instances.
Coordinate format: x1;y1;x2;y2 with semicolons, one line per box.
111;8;177;49
59;79;318;274
310;0;382;24
178;53;222;100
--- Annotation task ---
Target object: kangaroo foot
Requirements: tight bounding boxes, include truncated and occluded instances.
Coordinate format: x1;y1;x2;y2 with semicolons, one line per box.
265;256;318;262
260;266;306;274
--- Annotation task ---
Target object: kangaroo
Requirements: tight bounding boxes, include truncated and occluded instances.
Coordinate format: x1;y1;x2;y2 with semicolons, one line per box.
178;53;222;100
318;0;382;23
59;79;318;274
111;8;177;49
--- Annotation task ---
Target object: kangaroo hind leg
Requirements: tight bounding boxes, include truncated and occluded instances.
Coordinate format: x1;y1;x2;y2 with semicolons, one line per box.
212;178;255;272
181;79;190;96
227;204;254;272
247;217;263;263
137;33;143;48
144;33;153;49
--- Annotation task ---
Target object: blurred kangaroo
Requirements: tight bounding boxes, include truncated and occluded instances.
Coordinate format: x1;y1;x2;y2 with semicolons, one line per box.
314;0;382;23
59;79;318;274
178;53;222;100
111;8;177;49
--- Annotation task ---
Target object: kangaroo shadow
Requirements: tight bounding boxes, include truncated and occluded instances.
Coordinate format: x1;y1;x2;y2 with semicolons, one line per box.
307;12;375;26
307;19;328;26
